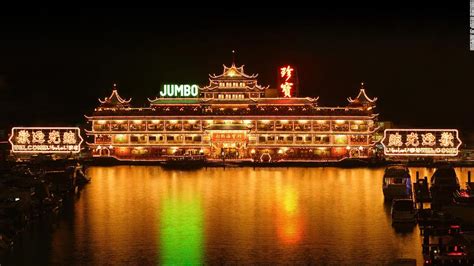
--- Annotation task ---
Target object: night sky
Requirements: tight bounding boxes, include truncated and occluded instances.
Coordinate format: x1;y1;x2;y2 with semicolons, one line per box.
0;6;472;131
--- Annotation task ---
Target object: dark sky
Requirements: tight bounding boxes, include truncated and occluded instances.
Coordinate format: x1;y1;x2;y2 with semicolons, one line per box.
0;6;472;130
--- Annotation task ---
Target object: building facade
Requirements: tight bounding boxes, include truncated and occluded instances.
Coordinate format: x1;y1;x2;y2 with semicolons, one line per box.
85;63;380;162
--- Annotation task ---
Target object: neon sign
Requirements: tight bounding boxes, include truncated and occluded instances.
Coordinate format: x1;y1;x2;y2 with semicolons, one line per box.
160;84;199;98
381;129;462;156
211;132;246;142
279;65;295;98
9;127;83;153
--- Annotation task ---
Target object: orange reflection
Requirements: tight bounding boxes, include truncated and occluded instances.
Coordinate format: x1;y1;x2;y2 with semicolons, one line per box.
276;185;303;244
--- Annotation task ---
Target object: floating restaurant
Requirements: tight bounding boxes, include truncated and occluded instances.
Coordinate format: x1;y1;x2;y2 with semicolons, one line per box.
84;63;380;162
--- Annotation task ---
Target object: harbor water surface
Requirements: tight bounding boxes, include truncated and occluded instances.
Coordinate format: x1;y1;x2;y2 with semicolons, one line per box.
7;166;474;265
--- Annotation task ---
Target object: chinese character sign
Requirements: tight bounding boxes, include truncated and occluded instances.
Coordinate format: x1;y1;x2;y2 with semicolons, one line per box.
9;127;83;153
211;132;246;142
381;129;461;156
279;65;298;98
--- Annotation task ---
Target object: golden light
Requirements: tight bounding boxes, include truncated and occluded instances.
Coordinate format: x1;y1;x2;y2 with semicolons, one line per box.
354;120;363;124
227;69;236;77
206;120;213;125
335;120;345;124
359;146;363;150
151;120;160;124
280;120;289;124
116;120;124;123
298;120;308;124
243;120;252;124
346;146;351;150
316;120;326;124
250;149;256;154
109;145;113;149
224;120;232;124
133;120;142;124
261;120;270;124
97;120;106;124
278;149;284;154
188;120;196;124
170;120;178;124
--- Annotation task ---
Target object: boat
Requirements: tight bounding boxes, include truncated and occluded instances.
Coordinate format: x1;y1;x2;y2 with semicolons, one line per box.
391;198;417;223
383;165;412;201
441;174;474;225
162;154;206;169
430;166;460;206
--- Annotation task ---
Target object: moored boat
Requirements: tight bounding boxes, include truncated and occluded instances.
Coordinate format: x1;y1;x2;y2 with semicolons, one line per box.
383;165;412;201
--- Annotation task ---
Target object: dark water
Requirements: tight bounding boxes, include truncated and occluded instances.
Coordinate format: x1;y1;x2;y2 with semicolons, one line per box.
5;166;473;265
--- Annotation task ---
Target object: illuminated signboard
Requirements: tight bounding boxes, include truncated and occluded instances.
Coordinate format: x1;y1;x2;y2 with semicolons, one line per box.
381;129;462;156
159;84;199;98
279;65;294;98
211;132;246;142
9;127;83;153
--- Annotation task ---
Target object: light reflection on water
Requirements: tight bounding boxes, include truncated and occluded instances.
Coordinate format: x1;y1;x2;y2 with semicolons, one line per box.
6;166;474;265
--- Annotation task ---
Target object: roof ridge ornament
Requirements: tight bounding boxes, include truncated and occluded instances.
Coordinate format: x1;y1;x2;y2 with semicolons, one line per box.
98;83;132;105
347;82;377;104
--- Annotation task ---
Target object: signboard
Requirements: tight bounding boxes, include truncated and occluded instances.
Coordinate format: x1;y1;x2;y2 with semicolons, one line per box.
211;132;246;142
9;127;83;153
381;129;462;156
279;65;299;98
159;84;199;98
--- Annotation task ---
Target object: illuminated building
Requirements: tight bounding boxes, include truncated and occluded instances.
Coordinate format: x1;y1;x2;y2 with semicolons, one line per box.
85;64;380;162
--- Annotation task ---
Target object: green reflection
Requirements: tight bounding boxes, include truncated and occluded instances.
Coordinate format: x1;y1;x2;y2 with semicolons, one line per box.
160;196;203;265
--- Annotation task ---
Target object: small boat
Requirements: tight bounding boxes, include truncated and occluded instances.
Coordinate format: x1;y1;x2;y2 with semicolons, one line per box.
442;188;474;225
383;165;412;200
430;166;460;205
391;198;417;223
162;154;206;169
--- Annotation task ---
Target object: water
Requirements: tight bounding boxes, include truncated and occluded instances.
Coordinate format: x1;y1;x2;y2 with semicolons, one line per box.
5;166;473;265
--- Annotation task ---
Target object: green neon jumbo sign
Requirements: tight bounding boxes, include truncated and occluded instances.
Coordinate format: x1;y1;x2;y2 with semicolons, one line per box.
159;84;200;98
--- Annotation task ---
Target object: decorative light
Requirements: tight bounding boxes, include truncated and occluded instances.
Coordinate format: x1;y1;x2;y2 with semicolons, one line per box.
298;120;308;124
188;120;196;124
227;69;236;77
250;149;256;154
358;146;363;150
152;120;160;124
133;120;142;124
335;120;345;124
354;120;363;124
280;120;289;124
109;145;113;149
97;145;102;149
346;146;351;150
170;120;178;124
243;120;252;124
316;120;326;124
206;120;213;125
116;120;124;123
224;120;232;124
98;120;106;124
261;120;270;124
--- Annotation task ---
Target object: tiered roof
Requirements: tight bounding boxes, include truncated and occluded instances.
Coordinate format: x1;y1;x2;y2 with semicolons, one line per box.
347;82;377;109
98;84;132;109
201;63;269;92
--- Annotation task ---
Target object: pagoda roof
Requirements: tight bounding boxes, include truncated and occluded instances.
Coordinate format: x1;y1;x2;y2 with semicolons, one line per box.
98;84;132;108
209;63;258;79
347;83;377;107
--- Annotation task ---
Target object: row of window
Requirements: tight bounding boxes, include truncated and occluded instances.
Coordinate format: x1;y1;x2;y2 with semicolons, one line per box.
94;120;373;132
